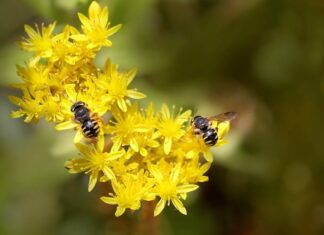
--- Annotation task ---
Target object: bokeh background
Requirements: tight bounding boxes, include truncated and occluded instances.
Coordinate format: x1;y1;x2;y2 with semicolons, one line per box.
1;0;323;234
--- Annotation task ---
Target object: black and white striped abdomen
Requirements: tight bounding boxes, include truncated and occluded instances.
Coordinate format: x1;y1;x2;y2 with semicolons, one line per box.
81;119;99;138
202;128;218;146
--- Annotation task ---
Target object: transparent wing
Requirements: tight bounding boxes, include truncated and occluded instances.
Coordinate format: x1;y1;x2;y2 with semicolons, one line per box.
208;111;237;122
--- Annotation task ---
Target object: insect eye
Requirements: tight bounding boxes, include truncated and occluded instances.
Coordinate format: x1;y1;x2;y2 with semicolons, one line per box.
71;101;86;112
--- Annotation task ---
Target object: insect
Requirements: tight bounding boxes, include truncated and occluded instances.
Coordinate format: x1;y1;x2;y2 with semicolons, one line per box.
191;111;237;146
71;101;100;138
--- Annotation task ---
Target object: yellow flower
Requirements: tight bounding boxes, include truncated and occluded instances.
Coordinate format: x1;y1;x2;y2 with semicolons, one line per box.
96;59;146;112
157;104;191;155
16;63;49;91
180;159;211;184
64;143;125;192
212;120;231;147
55;84;107;149
9;87;44;123
49;25;80;64
42;95;65;122
174;130;213;162
19;22;56;61
10;0;237;218
72;1;122;49
101;171;155;217
105;103;152;152
148;163;199;216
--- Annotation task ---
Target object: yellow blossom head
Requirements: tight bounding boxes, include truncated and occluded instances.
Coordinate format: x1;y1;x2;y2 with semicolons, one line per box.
10;1;236;218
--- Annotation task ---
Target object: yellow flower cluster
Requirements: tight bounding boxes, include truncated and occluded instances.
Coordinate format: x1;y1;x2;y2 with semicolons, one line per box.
9;1;232;217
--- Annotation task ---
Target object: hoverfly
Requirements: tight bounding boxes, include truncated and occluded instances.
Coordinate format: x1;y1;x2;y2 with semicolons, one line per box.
71;101;100;138
191;112;237;146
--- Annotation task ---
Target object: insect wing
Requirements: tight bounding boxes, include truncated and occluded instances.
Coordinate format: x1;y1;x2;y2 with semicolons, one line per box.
208;112;237;123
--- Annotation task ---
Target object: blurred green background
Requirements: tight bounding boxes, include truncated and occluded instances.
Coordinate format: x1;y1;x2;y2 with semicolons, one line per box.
1;0;323;234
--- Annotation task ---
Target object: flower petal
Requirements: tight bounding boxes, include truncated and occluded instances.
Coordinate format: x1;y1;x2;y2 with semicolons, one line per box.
148;164;163;182
115;206;126;217
177;184;199;194
164;137;172;155
170;164;181;183
8;96;22;106
139;147;148;156
215;139;227;147
101;196;117;205
161;104;170;119
75;143;90;155
96;134;105;152
88;1;101;20
11;111;24;118
73;130;83;143
171;198;187;215
126;68;137;85
218;121;230;137
55;121;76;130
106;150;124;161
130;137;139;152
126;90;146;99
102;166;115;180
88;170;98;192
117;98;127;112
64;84;76;101
107;24;122;37
111;136;122;151
154;199;166;216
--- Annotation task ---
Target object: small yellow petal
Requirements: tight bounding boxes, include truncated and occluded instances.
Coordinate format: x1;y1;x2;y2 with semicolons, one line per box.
55;121;76;130
148;164;163;182
215;139;227;147
24;114;34;123
115;206;126;217
217;121;230;139
101;196;117;205
170;164;181;183
88;1;101;19
88;171;98;192
75;143;90;155
8;96;22;106
70;34;87;41
96;135;105;152
133;125;151;132
10;111;24;119
164;137;172;155
147;139;159;148
204;151;213;162
64;84;76;101
180;193;187;200
130;137;139;152
102;166;115;180
117;98;127;112
154;199;166;216
161;104;170;119
24;24;37;38
74;130;84;143
139;147;148;156
126;68;137;85
126;90;146;99
171;198;187;215
107;24;122;36
111;136;122;151
106;150;124;161
177;184;199;194
99;6;108;26
185;150;195;159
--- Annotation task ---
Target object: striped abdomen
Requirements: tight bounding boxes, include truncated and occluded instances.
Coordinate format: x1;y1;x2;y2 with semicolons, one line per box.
81;119;99;138
202;128;218;146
